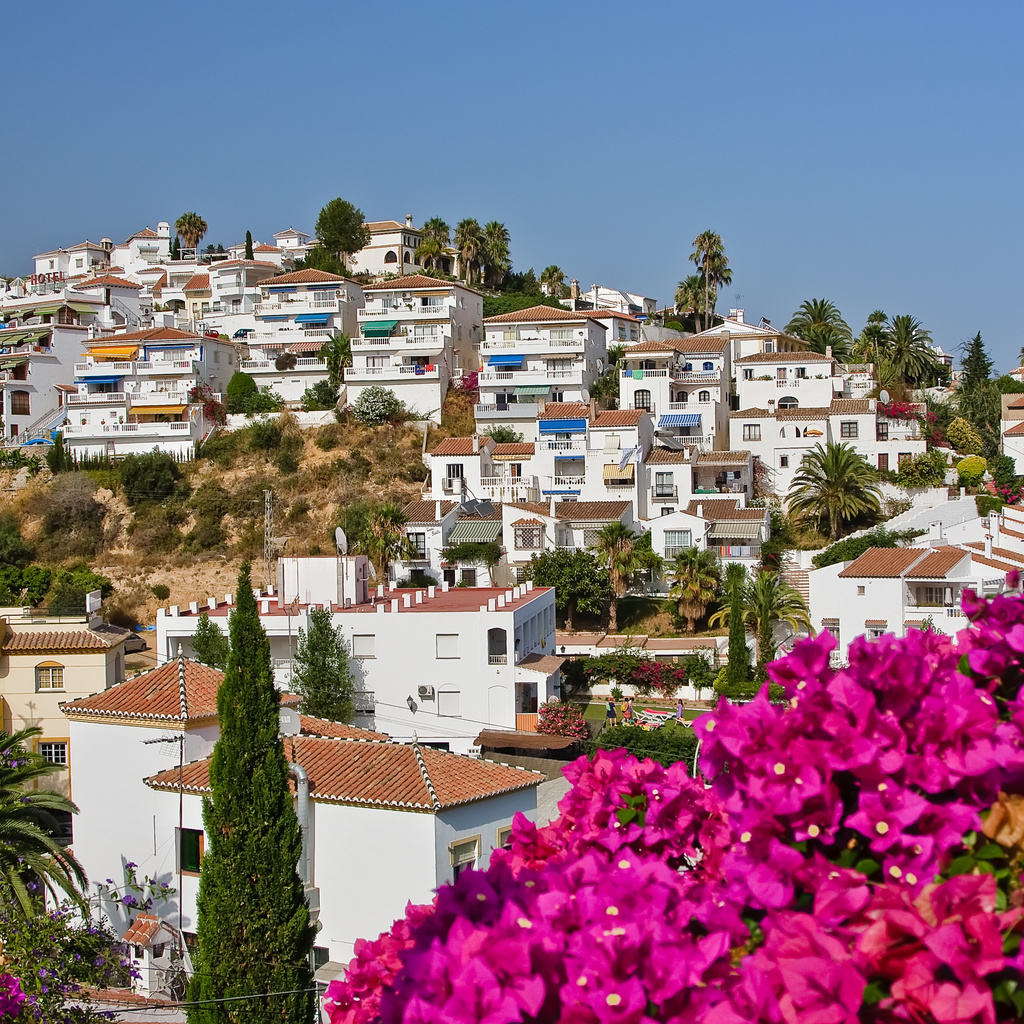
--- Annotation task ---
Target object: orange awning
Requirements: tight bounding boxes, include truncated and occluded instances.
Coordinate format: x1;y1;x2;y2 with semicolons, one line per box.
88;345;138;359
133;404;186;416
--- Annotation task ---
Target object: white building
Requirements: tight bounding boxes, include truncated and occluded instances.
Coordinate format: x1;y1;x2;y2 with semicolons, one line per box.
346;275;483;423
155;559;560;751
734;350;842;411
1002;393;1024;474
272;227;315;262
109;226;173;278
566;283;657;318
31;240;112;282
476;307;607;427
683;312;809;364
64;327;233;458
194;259;281;335
346;216;424;276
62;657;541;987
619;334;731;448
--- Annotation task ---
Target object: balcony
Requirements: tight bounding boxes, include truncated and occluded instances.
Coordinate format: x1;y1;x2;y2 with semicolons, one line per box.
74;361;135;375
135;359;199;375
474;402;540;419
67;392;127;405
442;477;465;495
552;476;585;488
651;486;678;501
481;337;584;352
240;358;327;372
358;304;451;320
129;391;191;407
488;654;508;665
667;401;714;411
478;368;583;386
479;476;540;502
712;545;761;559
254;297;343;315
345;365;441;382
538;439;585;452
621;368;668;379
63;420;198;438
352;330;450;350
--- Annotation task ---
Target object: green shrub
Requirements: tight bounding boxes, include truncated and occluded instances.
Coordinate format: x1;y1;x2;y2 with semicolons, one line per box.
482;425;525;444
976;494;1005;517
275;433;303;474
591;720;699;771
812;527;922;569
302;380;339;411
36;475;105;559
314;425;341;451
118;450;180;506
352;386;405;425
128;504;182;554
225;371;259;414
247;417;283;452
895;449;948;488
287;498;311;522
990;454;1018;488
947;417;983;455
956;454;987;488
197;430;239;468
0;514;32;567
47;565;113;614
46;432;73;474
151;583;171;600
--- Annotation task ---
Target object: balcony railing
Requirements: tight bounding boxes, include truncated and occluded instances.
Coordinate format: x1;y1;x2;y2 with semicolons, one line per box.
474;402;540;418
478;368;582;384
63;420;197;437
488;654;508;665
621;368;668;378
240;358;326;371
712;545;761;558
651;486;678;500
481;337;583;351
345;365;440;381
539;440;585;451
358;304;450;320
67;392;126;405
552;476;585;488
667;401;714;411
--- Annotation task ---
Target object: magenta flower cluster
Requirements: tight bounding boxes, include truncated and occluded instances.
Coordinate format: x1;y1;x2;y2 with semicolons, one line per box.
0;974;25;1021
326;586;1024;1023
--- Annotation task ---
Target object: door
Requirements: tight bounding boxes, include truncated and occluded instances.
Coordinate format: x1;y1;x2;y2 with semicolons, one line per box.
878;453;888;472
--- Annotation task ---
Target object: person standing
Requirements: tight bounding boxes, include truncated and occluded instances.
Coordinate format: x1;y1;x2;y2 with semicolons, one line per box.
676;698;685;721
623;697;634;724
606;698;617;724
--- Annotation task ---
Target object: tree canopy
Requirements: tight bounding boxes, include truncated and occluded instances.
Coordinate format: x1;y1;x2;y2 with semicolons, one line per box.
787;442;882;540
315;197;370;260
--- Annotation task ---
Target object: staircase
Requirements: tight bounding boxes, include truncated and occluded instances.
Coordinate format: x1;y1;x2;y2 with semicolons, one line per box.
8;404;67;447
111;296;142;328
780;553;810;606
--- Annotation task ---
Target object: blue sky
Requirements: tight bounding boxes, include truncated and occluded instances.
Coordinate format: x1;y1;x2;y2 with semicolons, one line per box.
3;1;1021;366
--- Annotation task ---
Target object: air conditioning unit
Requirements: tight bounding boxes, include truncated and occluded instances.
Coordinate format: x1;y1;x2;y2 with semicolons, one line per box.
442;477;459;493
418;685;435;700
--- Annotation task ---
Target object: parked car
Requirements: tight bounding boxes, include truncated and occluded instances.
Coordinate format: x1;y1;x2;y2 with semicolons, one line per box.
124;634;148;653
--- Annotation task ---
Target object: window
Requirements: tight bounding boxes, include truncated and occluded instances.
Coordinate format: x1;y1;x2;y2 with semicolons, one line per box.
582;528;603;547
75;258;83;268
436;634;460;659
450;836;478;880
39;742;67;765
776;368;787;381
764;341;774;352
703;361;713;371
876;422;889;441
674;392;688;404
840;421;858;439
825;625;840;642
180;828;203;874
408;532;427;558
515;525;542;549
384;250;398;264
699;390;711;402
664;529;692;558
36;664;64;691
655;472;674;497
497;825;513;849
549;328;573;341
683;362;693;372
878;453;889;472
438;689;461;716
796;367;807;379
446;463;464;479
742;424;761;441
633;389;651;411
857;586;866;596
777;396;798;409
352;634;375;659
460;568;477;586
10;391;30;416
779;455;789;468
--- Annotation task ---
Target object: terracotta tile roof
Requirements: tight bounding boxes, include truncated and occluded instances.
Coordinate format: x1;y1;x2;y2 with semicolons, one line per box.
364;220;408;232
516;652;566;674
776;406;831;421
264;268;350;285
538;402;589;420
474;729;578;751
597;634;649;649
210;259;279;271
506;501;555;519
510;517;543;526
123;914;162;945
1;628;115;653
685;498;742;518
554;500;631;522
830;399;872;414
646;448;693;465
182;273;210;292
865;619;888;627
591;409;647;427
555;631;606;645
622;339;688;354
126;228;159;241
1004;422;1024;437
837;548;925;578
253;244;282;253
963;542;1024;566
364;275;455;292
429;436;490;456
146;737;543;811
485;305;596;325
729;408;773;419
582;309;641;323
91;327;201;343
1006;395;1024;409
963;551;1022;574
624;336;729;355
298;715;388;741
145;270;167;288
735;352;832;364
402;500;457;523
75;274;142;290
643;637;720;651
62;658;225;722
491;442;535;458
696;450;751;465
904;547;970;579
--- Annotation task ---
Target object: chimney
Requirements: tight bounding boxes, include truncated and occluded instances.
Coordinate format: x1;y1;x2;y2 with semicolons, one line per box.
428;586;436;598
697;504;703;518
985;534;993;559
826;346;833;358
472;435;480;454
589;397;597;419
550;493;556;518
405;214;413;228
570;279;580;300
391;598;400;613
435;499;442;520
488;598;497;612
991;511;1001;545
157;221;170;239
403;594;411;608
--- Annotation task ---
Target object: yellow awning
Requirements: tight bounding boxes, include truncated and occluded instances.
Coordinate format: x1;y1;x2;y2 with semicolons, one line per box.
133;404;186;416
89;345;139;359
603;462;635;480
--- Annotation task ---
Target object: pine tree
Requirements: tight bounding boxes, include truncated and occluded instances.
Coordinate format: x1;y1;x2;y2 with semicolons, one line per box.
188;564;315;1024
959;331;992;392
293;607;355;722
190;612;229;670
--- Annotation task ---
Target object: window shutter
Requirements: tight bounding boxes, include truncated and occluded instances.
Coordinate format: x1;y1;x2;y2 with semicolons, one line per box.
352;635;375;658
450;838;478;867
436;634;459;659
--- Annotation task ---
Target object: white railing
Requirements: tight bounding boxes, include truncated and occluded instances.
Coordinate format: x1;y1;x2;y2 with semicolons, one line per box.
712;545;760;558
478;368;583;385
344;365;439;381
777;378;801;387
239;358;326;371
621;368;668;378
539;439;585;451
667;402;713;411
553;476;585;487
481;338;583;351
303;329;332;338
63;420;196;436
135;360;197;373
488;654;508;665
352;336;392;347
358;304;450;319
474;402;539;418
651;486;678;500
129;392;190;406
67;392;126;405
75;361;135;374
671;372;720;383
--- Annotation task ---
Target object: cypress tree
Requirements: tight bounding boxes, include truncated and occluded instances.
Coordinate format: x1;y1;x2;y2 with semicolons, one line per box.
188;563;314;1024
724;564;752;693
244;230;254;261
292;607;355;722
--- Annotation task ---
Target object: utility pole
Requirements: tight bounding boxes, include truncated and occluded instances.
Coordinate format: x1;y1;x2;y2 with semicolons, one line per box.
264;489;274;590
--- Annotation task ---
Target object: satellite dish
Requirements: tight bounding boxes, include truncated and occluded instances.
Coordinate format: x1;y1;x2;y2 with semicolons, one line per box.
582;389;591;403
879;390;890;404
335;527;348;555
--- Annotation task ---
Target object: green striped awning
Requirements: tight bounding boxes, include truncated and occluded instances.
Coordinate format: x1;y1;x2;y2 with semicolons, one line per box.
69;302;99;315
361;319;399;338
515;384;550;396
447;520;503;543
708;522;763;540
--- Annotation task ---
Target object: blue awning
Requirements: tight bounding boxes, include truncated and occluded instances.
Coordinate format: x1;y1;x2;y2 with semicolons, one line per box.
144;343;193;350
77;376;123;385
539;418;587;434
659;413;701;427
260;315;288;322
294;313;331;324
306;284;338;291
269;286;298;293
487;354;524;367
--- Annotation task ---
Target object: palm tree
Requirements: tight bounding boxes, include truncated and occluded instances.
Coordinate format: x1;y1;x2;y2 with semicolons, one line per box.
359;502;412;581
481;222;511;289
0;727;86;914
590;522;638;633
667;547;722;632
851;310;888;364
174;212;208;253
710;571;812;678
318;332;351;393
885;315;937;385
454;219;483;286
674;274;708;321
787;442;882;540
688;231;731;331
540;266;566;297
416;218;451;272
785;299;852;358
